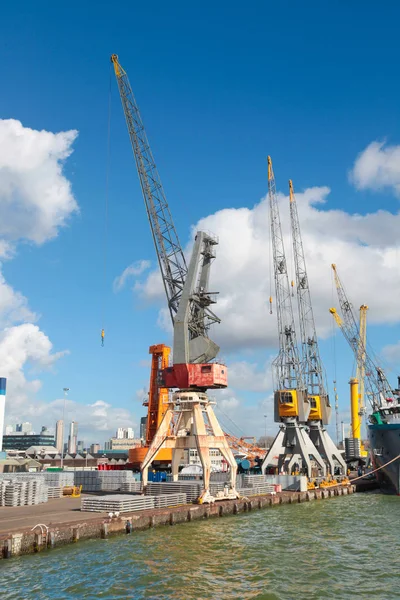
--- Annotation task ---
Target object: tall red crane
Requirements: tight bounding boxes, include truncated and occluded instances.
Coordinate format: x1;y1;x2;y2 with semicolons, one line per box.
111;55;238;502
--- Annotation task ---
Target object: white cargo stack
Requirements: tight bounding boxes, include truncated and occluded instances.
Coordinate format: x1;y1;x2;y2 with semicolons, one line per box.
74;470;134;492
81;493;187;513
0;477;48;507
81;494;155;513
44;471;75;488
120;481;142;493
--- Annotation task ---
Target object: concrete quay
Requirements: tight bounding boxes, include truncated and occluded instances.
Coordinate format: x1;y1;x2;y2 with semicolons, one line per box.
0;484;357;559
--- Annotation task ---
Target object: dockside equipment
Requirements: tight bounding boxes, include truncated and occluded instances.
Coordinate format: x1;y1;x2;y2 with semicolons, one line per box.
111;54;238;503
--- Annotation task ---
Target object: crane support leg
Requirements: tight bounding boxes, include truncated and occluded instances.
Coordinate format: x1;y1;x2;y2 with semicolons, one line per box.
141;408;174;489
308;423;347;475
262;421;327;478
142;391;238;503
205;403;238;492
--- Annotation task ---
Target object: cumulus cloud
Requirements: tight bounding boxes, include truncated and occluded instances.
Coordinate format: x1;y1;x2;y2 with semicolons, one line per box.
0;324;68;421
0;120;80;433
382;341;400;365
113;260;151;292
0;119;79;245
214;387;275;438
350;140;400;195
138;184;400;352
0;324;134;441
228;359;273;392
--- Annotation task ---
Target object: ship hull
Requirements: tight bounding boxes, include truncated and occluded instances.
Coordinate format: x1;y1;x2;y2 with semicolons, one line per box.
368;423;400;495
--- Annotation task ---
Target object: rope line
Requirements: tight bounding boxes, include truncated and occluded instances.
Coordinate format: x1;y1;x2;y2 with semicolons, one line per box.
101;64;113;347
350;453;400;484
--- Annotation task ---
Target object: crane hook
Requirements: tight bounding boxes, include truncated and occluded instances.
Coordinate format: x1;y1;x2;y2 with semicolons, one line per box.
101;329;105;347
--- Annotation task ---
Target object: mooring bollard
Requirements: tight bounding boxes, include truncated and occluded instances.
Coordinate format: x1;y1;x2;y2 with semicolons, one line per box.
3;539;12;559
101;523;108;539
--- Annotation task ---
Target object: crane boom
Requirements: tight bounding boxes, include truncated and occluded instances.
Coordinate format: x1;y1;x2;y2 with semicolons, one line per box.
330;265;393;408
111;54;187;323
268;158;304;392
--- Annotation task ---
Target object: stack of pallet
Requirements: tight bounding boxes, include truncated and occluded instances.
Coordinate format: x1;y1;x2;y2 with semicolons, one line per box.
153;493;186;508
81;492;187;513
81;494;156;513
74;470;134;492
146;480;234;502
120;481;142;493
44;471;75;488
146;481;203;502
47;486;63;499
237;474;275;496
0;478;48;506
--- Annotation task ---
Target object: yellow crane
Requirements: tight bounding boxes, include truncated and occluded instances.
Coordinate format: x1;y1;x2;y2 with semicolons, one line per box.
330;265;371;457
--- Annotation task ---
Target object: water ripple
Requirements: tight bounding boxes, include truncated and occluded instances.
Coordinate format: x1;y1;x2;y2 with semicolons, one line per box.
1;494;399;600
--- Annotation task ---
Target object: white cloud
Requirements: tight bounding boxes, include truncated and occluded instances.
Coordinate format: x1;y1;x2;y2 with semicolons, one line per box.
382;341;400;365
113;260;151;292
0;119;83;436
139;184;400;352
228;359;273;392
350;140;400;195
0;119;78;245
214;387;275;439
7;397;135;443
0;324;67;422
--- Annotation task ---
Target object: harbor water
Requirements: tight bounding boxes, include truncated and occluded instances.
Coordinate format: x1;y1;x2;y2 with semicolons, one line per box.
2;493;399;600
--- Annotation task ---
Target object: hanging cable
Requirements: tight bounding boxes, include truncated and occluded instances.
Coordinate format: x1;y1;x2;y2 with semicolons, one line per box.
101;64;113;347
267;182;273;315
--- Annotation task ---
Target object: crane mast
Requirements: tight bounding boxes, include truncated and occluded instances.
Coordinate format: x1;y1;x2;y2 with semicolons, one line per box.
357;305;368;417
289;180;330;424
262;158;328;479
268;159;304;395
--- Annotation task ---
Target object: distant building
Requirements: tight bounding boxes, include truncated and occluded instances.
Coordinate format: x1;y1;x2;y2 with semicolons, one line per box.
77;440;84;453
140;417;147;440
16;422;33;434
55;420;63;453
2;432;55;451
185;448;224;471
104;437;141;451
5;425;13;435
90;443;100;454
116;427;134;439
68;421;78;454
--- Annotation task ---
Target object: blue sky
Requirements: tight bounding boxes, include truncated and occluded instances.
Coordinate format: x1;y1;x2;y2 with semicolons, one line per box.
1;1;400;443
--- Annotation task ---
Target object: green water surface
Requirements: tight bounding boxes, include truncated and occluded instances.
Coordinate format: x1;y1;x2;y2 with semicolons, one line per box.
1;493;399;600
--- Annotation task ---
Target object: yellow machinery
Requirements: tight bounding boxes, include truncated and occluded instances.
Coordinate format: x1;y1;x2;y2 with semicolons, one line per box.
330;265;370;458
63;485;82;498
